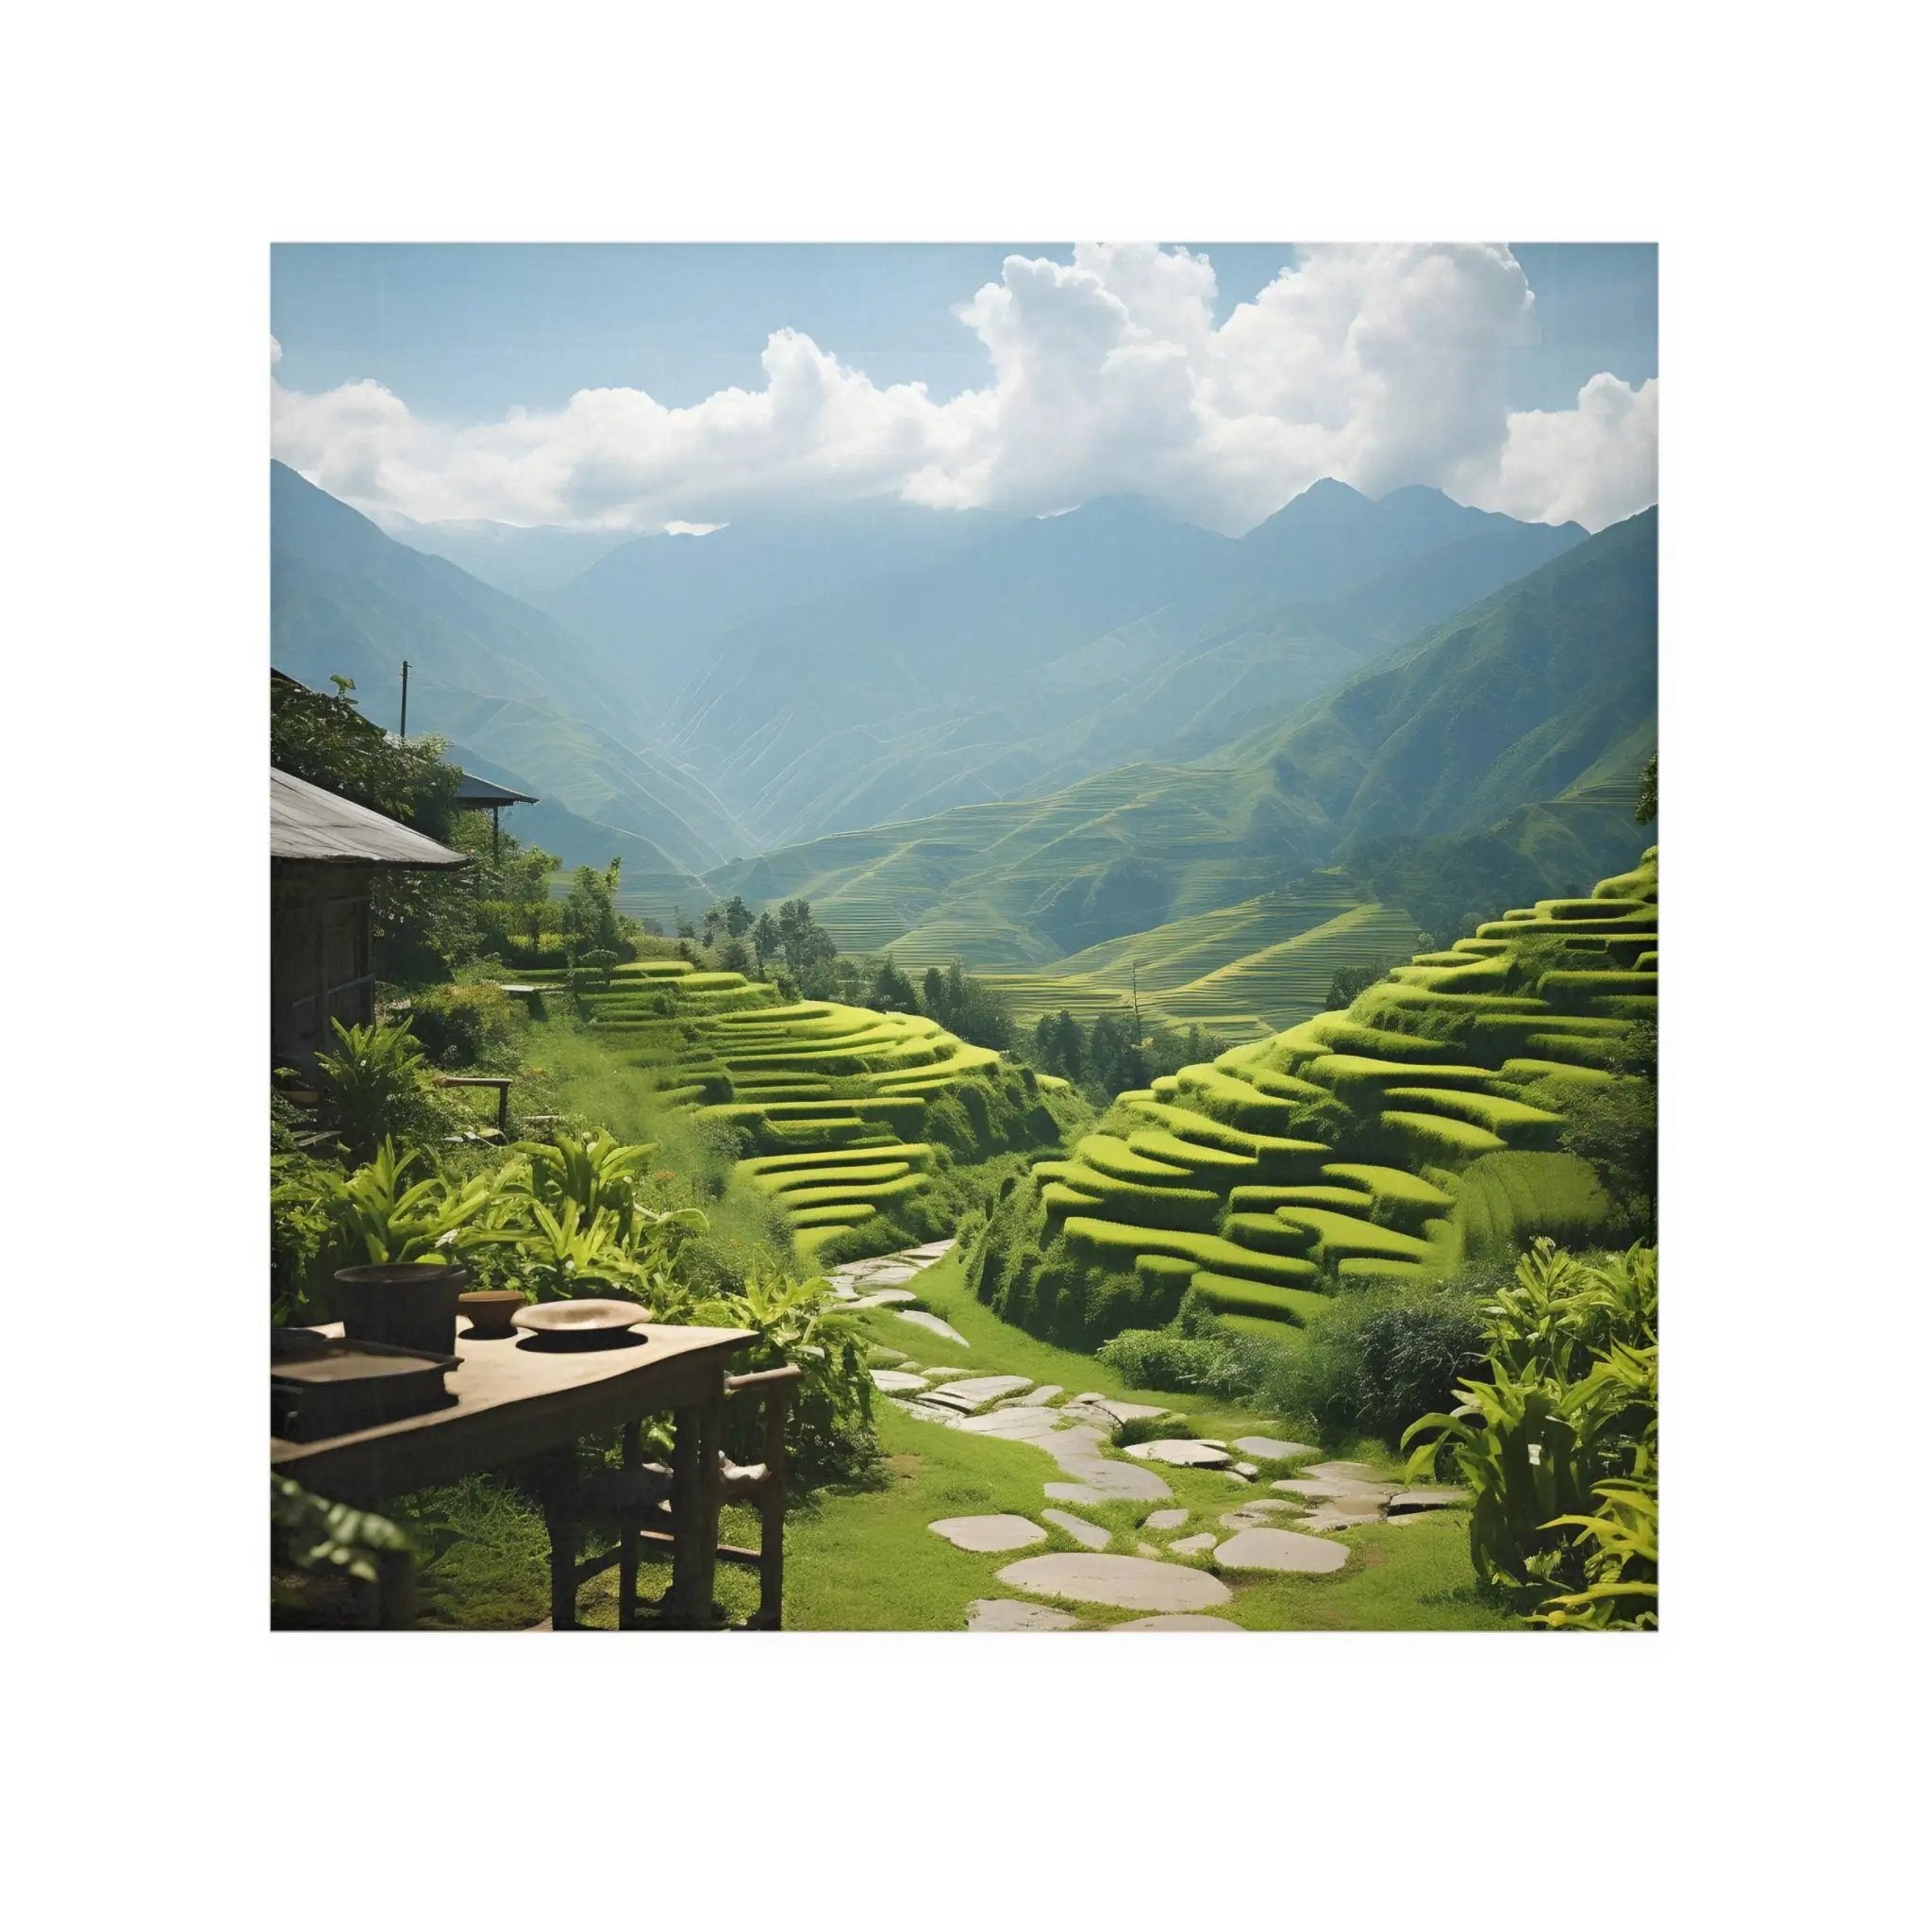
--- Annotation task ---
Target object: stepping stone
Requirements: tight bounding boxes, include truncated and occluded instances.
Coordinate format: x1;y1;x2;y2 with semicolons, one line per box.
1011;1385;1065;1407
1220;1500;1298;1530
1170;1533;1218;1555
1388;1487;1470;1514
1296;1504;1388;1534
1125;1440;1233;1468
1232;1436;1319;1461
1232;1461;1259;1477
850;1289;920;1308
1040;1427;1174;1500
1302;1489;1387;1522
1134;1541;1162;1557
965;1598;1080;1632
1108;1615;1243;1632
869;1347;909;1366
1213;1527;1348;1574
870;1369;931;1394
896;1310;968;1346
998;1553;1232;1613
1307;1460;1386;1485
1063;1395;1170;1426
1273;1475;1399;1505
905;1240;957;1260
1145;1508;1190;1531
954;1407;1066;1440
897;1400;968;1425
1042;1508;1110;1550
1045;1484;1116;1508
850;1260;922;1285
929;1515;1048;1554
923;1375;1033;1412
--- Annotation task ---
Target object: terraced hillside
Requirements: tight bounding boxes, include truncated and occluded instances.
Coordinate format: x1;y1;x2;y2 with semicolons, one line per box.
964;849;1657;1347
991;869;1424;1038
521;957;1074;1257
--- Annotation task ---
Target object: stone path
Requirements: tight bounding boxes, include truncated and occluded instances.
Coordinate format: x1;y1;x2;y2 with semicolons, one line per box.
997;1553;1233;1613
839;1239;1470;1631
930;1514;1048;1553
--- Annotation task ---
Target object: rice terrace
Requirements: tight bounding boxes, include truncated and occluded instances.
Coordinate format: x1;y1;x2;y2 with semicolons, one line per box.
268;241;1659;1637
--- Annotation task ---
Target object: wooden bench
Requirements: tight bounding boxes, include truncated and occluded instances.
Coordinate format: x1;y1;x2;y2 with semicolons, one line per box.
435;1074;512;1136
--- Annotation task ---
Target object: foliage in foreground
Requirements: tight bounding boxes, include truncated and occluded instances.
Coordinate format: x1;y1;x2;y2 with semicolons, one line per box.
1404;1238;1657;1629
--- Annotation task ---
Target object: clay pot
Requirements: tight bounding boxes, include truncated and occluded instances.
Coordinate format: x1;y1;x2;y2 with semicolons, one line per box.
457;1288;526;1340
335;1263;468;1357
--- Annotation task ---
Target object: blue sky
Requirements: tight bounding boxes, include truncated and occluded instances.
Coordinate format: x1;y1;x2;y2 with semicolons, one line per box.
273;242;1655;422
271;243;1658;535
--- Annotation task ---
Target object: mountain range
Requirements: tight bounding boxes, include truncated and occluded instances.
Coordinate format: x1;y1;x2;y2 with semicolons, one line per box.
704;508;1657;964
271;460;1655;979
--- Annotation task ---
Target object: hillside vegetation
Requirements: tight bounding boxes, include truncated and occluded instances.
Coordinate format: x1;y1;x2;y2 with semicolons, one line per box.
704;508;1656;969
518;957;1081;1258
964;848;1657;1348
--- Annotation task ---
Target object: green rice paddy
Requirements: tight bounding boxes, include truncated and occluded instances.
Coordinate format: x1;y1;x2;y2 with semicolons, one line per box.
969;849;1657;1343
520;957;1027;1255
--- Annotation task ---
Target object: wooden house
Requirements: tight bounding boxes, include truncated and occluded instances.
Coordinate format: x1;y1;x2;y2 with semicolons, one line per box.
270;768;469;1069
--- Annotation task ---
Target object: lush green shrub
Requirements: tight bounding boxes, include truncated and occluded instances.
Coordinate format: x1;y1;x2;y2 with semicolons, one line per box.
303;1018;450;1164
1265;1275;1491;1446
408;982;521;1067
1097;1320;1292;1399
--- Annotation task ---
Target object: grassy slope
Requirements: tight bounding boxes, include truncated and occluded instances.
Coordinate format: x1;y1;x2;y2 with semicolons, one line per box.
518;958;1074;1259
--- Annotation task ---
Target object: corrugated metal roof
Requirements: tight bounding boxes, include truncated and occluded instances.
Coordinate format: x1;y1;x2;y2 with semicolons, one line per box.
271;768;472;869
453;770;539;807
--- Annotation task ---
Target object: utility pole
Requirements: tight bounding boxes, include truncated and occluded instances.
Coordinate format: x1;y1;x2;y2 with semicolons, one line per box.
399;659;410;740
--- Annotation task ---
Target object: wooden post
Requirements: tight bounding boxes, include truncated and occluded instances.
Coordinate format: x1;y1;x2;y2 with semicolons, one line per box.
693;1390;724;1626
617;1420;641;1631
668;1401;704;1626
758;1382;791;1628
540;1450;578;1631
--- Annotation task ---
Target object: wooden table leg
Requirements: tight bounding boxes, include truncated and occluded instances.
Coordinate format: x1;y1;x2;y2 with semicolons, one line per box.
667;1379;725;1627
617;1420;641;1631
539;1449;578;1632
692;1391;724;1626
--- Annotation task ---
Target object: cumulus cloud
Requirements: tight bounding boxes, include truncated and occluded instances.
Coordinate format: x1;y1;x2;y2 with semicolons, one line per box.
271;244;1657;534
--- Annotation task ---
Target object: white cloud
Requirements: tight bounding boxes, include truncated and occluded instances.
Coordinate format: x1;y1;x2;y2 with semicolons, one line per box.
271;244;1657;534
1455;373;1660;531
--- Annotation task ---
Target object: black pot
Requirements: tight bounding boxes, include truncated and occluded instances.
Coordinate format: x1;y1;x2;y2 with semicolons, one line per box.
335;1263;469;1357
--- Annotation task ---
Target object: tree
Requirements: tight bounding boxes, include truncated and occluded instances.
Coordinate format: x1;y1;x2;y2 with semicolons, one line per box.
499;841;561;952
748;911;779;974
1326;960;1391;1009
561;862;624;955
1050;1010;1084;1084
723;894;754;939
870;954;918;1012
1636;751;1657;826
716;935;752;974
775;898;838;990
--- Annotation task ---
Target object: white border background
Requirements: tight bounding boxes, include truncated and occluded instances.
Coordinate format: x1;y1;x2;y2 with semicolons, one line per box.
8;2;1921;1924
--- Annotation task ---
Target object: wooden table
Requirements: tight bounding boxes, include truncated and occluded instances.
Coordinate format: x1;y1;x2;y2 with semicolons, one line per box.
273;1319;756;1629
